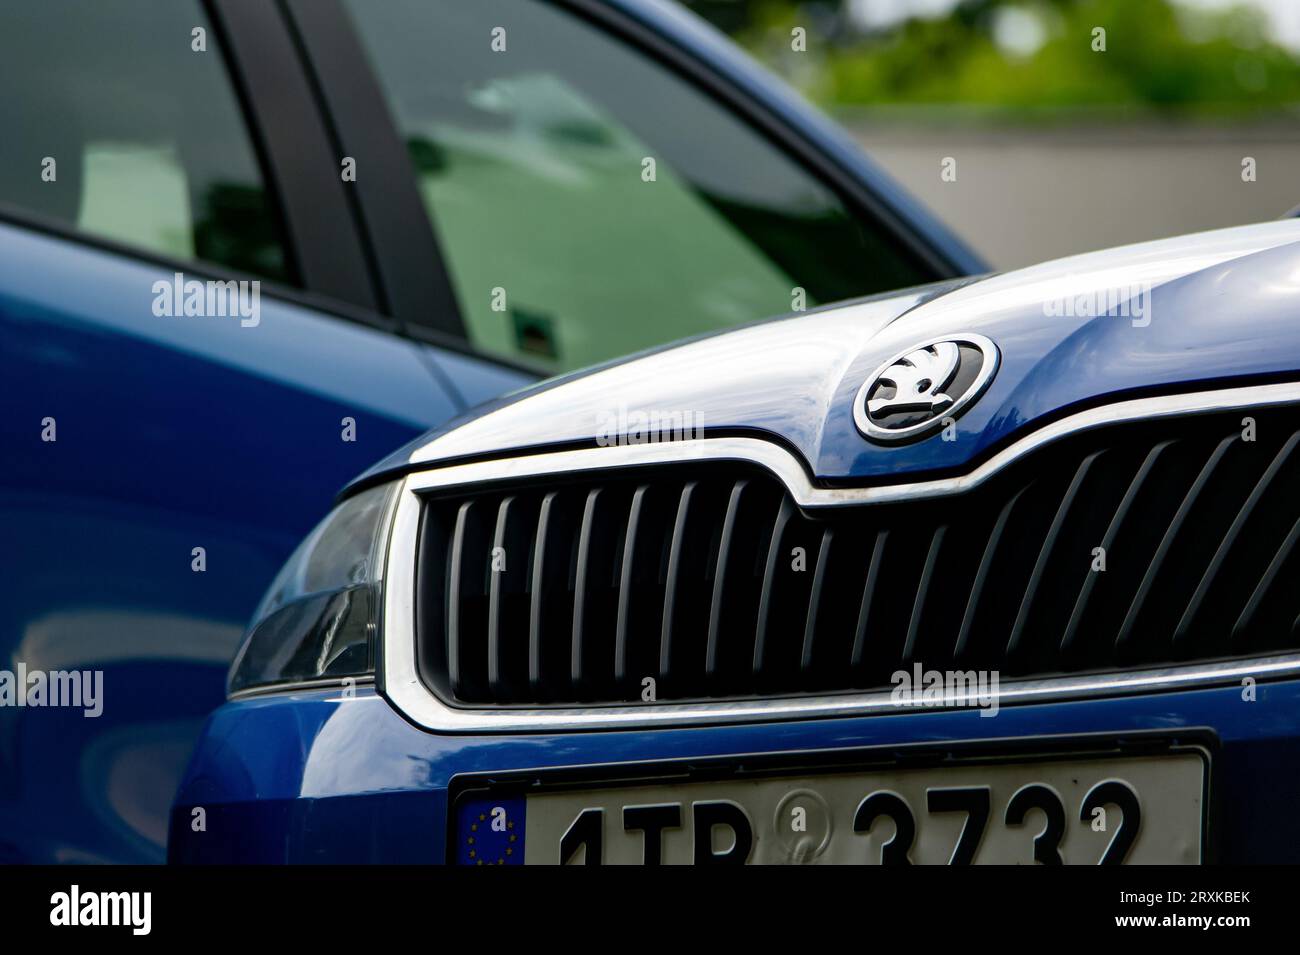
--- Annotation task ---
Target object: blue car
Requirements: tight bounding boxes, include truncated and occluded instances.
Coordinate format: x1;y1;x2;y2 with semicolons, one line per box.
174;210;1300;863
0;1;978;864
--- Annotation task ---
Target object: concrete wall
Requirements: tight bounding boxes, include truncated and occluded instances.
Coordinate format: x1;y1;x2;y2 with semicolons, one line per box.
852;120;1300;270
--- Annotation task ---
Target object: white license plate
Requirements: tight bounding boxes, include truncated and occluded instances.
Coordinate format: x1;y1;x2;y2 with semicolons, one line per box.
514;752;1205;864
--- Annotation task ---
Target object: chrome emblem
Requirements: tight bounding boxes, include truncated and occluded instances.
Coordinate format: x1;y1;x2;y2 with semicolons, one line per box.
854;333;1000;442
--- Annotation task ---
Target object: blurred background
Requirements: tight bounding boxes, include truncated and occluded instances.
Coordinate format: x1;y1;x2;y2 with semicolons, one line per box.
682;0;1300;268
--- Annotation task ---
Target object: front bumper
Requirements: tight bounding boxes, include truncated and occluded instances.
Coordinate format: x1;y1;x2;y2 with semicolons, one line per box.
168;679;1300;863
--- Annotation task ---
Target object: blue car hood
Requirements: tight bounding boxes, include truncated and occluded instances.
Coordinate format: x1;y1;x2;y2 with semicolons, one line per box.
352;220;1300;494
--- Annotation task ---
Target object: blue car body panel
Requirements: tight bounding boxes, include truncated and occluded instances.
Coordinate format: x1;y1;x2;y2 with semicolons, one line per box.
0;224;532;862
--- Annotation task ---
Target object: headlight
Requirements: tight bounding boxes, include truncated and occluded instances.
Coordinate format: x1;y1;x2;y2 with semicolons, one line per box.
228;482;397;696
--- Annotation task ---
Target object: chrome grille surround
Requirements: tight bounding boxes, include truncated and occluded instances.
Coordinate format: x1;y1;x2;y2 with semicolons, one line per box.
380;381;1300;733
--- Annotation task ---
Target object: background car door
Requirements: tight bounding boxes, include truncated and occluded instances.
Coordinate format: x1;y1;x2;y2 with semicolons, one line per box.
0;0;528;863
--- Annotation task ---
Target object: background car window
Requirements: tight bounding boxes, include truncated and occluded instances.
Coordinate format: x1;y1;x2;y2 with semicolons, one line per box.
342;0;925;372
0;0;293;283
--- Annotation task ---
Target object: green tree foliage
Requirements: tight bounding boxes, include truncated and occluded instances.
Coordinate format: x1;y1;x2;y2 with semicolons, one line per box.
683;0;1300;114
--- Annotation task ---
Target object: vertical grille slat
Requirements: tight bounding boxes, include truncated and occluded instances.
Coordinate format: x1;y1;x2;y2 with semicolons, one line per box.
614;484;673;698
850;530;889;671
902;525;946;664
414;501;453;695
486;495;514;700
1174;430;1300;645
1233;513;1300;644
411;404;1300;709
570;488;603;698
1116;435;1236;653
1060;440;1175;658
615;485;651;687
1006;450;1105;660
706;479;749;681
528;493;554;697
800;527;835;679
446;499;487;701
954;486;1027;662
752;497;796;681
658;481;698;690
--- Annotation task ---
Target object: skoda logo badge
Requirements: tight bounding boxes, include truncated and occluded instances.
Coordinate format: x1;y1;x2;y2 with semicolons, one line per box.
853;333;1000;442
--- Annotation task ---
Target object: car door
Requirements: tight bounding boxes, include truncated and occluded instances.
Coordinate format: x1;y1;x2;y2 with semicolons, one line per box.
0;0;529;864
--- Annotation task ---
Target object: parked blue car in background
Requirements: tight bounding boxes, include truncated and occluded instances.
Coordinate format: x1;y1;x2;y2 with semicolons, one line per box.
0;0;978;863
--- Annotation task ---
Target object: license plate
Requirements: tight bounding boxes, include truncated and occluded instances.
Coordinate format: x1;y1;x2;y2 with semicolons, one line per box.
451;749;1207;864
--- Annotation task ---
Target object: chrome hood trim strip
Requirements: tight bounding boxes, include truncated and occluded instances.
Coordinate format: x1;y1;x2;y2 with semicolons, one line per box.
380;379;1300;733
396;220;1300;485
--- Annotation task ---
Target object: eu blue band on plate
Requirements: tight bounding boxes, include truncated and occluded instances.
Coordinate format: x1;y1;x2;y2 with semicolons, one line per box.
456;795;526;865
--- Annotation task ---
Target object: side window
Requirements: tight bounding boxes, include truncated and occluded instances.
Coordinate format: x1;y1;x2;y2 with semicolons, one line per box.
342;0;925;373
0;1;293;283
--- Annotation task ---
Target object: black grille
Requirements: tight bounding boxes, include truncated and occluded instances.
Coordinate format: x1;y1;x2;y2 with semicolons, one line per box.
413;405;1300;707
